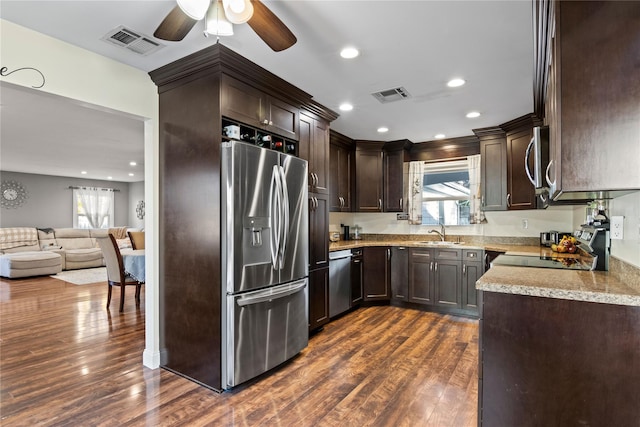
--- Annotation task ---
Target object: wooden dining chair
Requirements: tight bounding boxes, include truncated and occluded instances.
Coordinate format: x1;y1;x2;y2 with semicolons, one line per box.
97;234;143;312
127;231;145;250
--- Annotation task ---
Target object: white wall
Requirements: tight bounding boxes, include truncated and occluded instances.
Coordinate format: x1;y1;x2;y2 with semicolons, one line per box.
332;195;640;269
1;19;160;368
331;205;575;238
609;192;640;267
128;181;145;229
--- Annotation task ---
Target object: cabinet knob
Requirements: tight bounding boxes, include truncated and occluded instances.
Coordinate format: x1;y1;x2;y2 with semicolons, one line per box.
269;120;273;126
262;119;269;125
378;199;382;211
463;264;467;275
399;197;403;209
506;193;511;208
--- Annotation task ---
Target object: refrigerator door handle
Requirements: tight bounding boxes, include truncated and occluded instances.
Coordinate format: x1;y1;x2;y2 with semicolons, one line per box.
278;165;290;270
270;165;281;269
236;281;307;306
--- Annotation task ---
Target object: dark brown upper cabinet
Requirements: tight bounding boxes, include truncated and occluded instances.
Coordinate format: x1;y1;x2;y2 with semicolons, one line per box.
535;0;640;201
355;141;385;212
474;114;541;211
329;131;354;212
383;140;409;213
476;127;507;211
221;75;299;140
299;112;330;195
355;140;408;213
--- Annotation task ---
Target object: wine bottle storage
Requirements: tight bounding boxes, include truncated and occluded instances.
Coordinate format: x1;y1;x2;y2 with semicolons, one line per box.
222;118;297;156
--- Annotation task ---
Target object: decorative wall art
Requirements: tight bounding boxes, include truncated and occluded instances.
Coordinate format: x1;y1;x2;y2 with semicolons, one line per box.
136;200;145;220
1;180;29;209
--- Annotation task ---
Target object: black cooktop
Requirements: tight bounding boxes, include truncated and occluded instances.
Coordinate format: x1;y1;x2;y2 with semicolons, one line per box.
491;254;594;271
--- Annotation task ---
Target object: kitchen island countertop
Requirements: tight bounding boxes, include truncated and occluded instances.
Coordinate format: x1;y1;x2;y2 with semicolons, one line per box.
477;264;640;307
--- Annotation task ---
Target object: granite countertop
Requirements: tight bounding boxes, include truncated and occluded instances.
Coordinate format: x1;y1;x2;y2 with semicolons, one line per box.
329;239;559;257
329;236;640;307
477;265;640;307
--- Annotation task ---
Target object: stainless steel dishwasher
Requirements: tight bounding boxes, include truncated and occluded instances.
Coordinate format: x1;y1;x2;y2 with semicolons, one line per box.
329;249;352;318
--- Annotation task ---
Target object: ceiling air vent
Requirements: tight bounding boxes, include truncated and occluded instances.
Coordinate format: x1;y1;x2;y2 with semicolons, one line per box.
372;87;411;104
101;26;165;56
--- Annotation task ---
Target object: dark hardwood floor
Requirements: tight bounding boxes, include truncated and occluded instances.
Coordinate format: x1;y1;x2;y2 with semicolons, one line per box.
0;274;478;426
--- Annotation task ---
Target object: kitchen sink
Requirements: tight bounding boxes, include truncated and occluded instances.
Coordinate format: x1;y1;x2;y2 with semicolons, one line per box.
419;241;464;246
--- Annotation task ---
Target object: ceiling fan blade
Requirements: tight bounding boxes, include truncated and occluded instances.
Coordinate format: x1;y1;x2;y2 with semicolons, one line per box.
247;0;297;52
154;5;198;41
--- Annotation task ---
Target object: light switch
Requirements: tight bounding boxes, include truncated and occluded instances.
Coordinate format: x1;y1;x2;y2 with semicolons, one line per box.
611;216;624;240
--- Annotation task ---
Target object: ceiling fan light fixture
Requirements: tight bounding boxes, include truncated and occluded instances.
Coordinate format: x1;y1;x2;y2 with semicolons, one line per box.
222;0;254;24
205;0;234;36
176;0;210;20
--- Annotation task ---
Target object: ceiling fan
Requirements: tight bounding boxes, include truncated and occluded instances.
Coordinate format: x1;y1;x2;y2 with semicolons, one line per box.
154;0;297;52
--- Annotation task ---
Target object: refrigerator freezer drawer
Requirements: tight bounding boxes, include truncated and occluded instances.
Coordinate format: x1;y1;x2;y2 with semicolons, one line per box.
225;279;308;389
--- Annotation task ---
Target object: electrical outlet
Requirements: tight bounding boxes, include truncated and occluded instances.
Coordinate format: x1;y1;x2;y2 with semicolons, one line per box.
522;219;528;229
611;215;624;239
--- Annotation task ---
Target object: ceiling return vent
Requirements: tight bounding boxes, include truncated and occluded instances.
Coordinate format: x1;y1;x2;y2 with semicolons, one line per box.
372;86;411;104
101;26;165;56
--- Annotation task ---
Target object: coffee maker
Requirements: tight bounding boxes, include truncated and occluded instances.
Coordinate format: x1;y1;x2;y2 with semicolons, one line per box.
576;223;610;271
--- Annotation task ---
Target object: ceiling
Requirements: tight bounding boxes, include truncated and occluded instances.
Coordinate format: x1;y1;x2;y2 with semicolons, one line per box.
0;1;534;182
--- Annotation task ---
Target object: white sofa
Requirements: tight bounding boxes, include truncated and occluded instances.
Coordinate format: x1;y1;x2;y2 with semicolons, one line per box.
0;227;115;279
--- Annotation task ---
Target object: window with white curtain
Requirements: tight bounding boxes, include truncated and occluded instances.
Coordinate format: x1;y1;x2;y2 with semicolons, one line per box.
72;188;115;229
422;159;471;226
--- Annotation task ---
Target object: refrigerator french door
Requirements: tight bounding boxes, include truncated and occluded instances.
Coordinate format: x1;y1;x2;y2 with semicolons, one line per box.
221;140;309;389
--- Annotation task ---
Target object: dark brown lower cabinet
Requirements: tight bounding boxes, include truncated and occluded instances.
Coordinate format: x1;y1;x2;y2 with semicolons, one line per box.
480;292;640;426
308;267;329;332
433;259;461;308
363;247;390;301
390;247;408;301
462;249;484;311
408;248;434;304
350;248;363;306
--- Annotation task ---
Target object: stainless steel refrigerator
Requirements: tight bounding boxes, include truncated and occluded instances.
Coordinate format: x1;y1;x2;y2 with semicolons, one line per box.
220;140;309;389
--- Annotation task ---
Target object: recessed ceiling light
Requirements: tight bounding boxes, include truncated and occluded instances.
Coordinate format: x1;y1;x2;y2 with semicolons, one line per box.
447;78;466;88
434;134;446;139
81;171;87;175
339;103;353;111
107;176;113;180
340;47;359;59
377;127;389;133
466;111;481;118
129;161;137;166
129;173;135;177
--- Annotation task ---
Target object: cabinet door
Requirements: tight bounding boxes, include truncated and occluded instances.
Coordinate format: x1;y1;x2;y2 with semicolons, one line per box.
384;149;404;212
351;250;363;306
409;249;434;305
221;76;264;127
309;194;329;270
329;142;352;212
308;267;329;332
462;249;483;312
506;128;536;210
390;247;408;301
363;247;390;301
480;136;507;211
267;97;299;140
356;149;383;212
300;113;329;195
434;260;461;308
462;262;482;312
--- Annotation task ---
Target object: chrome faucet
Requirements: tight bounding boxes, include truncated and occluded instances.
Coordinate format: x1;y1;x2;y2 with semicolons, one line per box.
428;223;446;242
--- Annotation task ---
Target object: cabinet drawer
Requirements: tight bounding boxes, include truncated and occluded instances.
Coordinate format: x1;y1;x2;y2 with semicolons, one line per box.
463;249;483;261
410;248;433;259
435;248;461;260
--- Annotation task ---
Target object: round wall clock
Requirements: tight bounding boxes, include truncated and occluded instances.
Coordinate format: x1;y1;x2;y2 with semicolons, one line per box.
1;180;28;209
